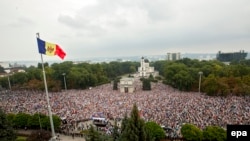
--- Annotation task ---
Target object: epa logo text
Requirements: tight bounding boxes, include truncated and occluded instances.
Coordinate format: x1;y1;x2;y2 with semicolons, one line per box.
231;131;247;138
227;125;250;140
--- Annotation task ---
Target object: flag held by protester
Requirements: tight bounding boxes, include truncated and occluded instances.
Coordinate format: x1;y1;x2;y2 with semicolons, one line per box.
37;38;66;59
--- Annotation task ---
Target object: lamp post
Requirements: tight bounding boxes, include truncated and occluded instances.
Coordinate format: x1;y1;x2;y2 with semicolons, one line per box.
198;71;203;93
38;111;42;130
62;73;67;91
38;99;42;130
7;71;12;91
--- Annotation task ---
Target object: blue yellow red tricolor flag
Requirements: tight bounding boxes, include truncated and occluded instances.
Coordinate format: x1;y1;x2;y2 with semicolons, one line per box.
37;38;66;59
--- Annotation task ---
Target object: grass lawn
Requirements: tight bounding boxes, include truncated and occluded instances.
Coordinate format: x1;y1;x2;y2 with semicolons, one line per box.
16;136;27;141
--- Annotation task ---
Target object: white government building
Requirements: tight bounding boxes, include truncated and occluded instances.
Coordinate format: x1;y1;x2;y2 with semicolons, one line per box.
119;77;135;93
138;57;158;77
119;57;158;93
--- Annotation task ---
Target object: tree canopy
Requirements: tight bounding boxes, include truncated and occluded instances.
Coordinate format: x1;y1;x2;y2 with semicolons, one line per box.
0;61;139;91
181;123;203;141
120;104;146;141
1;58;249;95
0;108;16;141
153;58;250;96
203;126;226;141
144;121;165;141
7;113;61;131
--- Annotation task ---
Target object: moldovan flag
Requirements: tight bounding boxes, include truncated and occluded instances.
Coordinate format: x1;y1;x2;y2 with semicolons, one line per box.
37;38;66;59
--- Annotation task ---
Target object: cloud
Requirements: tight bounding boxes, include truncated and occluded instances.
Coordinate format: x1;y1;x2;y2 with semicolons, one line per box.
58;0;149;36
58;15;84;28
0;0;250;61
8;17;35;28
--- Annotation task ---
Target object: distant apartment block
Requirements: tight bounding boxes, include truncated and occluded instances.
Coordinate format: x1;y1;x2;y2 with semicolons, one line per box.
216;50;247;62
166;52;181;61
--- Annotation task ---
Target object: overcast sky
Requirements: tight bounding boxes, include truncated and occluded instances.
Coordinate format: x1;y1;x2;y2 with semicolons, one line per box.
0;0;250;61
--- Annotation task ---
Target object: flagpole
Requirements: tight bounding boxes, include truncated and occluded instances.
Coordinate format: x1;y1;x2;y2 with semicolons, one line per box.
36;33;56;140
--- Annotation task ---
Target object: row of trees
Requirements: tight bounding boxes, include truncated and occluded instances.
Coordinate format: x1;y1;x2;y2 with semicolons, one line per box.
1;58;250;95
0;61;139;91
181;123;226;141
153;58;250;96
6;112;61;131
0;108;59;141
0;108;16;141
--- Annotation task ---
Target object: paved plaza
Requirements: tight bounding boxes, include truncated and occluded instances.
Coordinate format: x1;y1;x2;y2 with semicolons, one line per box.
56;134;85;141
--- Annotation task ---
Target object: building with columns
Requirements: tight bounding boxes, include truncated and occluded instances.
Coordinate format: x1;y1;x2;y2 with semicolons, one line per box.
138;57;157;77
119;77;135;93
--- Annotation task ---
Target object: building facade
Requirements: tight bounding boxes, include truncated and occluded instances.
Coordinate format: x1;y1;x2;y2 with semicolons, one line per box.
119;77;135;93
138;57;156;77
216;50;247;62
166;52;181;61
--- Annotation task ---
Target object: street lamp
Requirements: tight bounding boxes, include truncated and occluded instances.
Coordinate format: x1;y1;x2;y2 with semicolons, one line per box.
198;71;203;93
7;71;12;91
38;111;42;130
38;99;42;130
62;73;67;91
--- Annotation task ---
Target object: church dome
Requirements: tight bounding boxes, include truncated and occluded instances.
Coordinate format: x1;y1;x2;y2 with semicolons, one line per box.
144;59;149;63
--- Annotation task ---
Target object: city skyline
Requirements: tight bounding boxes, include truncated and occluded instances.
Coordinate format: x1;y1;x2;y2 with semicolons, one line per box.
0;0;250;61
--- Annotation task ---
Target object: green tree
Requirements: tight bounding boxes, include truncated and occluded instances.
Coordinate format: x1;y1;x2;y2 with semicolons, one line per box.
163;63;189;89
119;112;129;141
0;77;8;89
129;65;136;73
172;70;193;91
52;115;61;131
142;78;151;90
40;115;61;131
26;79;43;90
86;125;101;141
0;65;5;73
25;66;42;81
50;61;73;80
37;62;49;69
152;60;168;75
67;67;88;89
120;104;146;141
202;74;220;96
181;123;202;141
111;120;120;141
10;72;28;89
6;113;15;126
88;73;98;87
0;108;16;141
27;113;42;129
203;126;226;141
113;79;119;90
144;121;165;141
241;74;250;95
13;113;30;128
104;62;119;79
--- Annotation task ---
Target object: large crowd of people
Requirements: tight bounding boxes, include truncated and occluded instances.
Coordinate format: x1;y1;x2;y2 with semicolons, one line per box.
0;77;249;137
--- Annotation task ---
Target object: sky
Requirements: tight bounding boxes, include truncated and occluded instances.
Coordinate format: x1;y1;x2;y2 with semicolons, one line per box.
0;0;250;61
